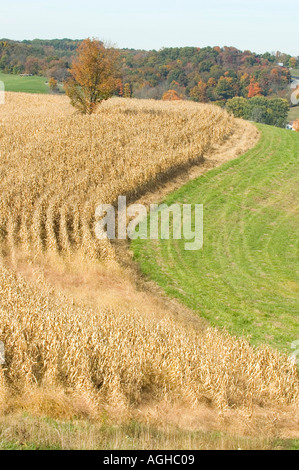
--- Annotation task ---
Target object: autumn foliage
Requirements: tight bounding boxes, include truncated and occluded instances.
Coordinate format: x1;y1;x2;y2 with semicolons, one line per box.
123;82;132;98
289;57;297;68
48;77;58;92
190;81;208;102
162;89;182;101
293;119;299;132
64;38;119;114
247;78;262;98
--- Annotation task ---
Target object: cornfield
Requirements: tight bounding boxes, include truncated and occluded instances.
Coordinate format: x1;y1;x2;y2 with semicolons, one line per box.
0;92;234;261
0;92;298;422
0;261;298;417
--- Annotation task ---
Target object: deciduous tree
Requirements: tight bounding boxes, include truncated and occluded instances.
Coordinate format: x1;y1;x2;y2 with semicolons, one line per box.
226;96;289;127
162;89;182;101
216;76;236;100
247;78;262;98
49;77;58;92
123;83;132;98
64;38;119;114
190;81;208;102
226;97;248;118
289;57;297;68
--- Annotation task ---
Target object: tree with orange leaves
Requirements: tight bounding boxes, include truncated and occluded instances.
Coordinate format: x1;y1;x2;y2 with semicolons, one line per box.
289;57;297;68
247;78;262;98
64;38;119;114
162;90;182;101
48;77;58;92
293;119;299;132
190;81;208;102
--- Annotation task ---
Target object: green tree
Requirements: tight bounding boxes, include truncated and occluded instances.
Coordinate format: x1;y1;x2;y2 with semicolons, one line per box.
226;96;289;128
216;76;236;100
226;97;248;118
266;98;289;127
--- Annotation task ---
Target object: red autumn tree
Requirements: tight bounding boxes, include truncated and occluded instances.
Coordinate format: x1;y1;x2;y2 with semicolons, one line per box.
247;78;262;98
64;38;119;114
116;79;123;97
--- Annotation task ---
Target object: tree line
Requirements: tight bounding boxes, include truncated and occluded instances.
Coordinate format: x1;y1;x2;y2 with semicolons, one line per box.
0;39;297;101
1;38;296;128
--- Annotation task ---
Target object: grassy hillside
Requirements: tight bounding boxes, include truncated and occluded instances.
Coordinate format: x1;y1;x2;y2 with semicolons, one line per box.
0;72;49;93
132;124;299;353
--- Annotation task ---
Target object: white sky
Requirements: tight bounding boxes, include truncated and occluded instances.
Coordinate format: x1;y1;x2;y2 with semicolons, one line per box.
1;0;298;56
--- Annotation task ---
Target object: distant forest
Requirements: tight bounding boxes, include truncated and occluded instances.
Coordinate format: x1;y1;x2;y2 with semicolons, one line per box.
0;39;297;103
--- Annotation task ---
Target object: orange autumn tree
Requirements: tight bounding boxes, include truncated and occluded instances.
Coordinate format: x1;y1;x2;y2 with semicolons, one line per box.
64;38;119;114
190;81;208;102
289;57;297;68
293;119;299;132
162;90;182;101
48;77;58;92
247;78;262;98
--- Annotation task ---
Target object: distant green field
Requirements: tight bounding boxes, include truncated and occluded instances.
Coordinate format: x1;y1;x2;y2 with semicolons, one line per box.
291;68;299;78
0;72;49;94
132;124;299;353
288;106;299;122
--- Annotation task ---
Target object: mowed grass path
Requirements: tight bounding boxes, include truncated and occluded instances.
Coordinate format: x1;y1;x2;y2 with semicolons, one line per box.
0;72;49;94
132;124;299;353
